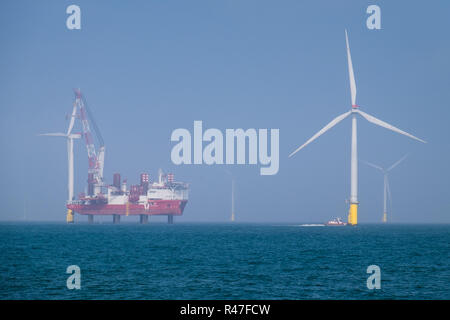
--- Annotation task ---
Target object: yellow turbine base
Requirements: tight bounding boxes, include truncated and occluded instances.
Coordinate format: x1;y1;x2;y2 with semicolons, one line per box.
66;209;74;223
348;203;358;225
382;212;387;223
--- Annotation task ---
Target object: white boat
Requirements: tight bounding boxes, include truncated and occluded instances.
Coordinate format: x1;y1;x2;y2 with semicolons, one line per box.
325;217;347;226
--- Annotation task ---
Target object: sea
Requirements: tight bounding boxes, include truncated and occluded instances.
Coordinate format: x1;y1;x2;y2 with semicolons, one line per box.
0;223;448;300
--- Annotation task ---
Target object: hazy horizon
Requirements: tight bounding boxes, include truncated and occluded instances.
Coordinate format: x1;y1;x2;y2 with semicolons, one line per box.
1;1;450;223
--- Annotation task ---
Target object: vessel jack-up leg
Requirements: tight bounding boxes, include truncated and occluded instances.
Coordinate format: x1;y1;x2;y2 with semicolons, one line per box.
67;209;74;223
168;215;173;224
113;214;120;224
140;214;148;224
88;214;94;224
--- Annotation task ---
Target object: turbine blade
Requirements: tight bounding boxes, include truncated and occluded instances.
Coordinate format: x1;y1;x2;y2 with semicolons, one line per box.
66;102;77;136
357;110;426;143
361;159;384;171
38;133;67;137
289;111;351;157
69;133;82;139
387;153;409;171
345;29;357;106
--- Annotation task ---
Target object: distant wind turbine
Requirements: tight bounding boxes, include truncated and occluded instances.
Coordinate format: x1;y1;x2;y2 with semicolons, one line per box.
224;169;235;222
289;30;426;225
362;154;408;223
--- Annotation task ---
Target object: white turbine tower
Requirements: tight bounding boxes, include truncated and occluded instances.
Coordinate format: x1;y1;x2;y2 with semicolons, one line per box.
231;177;235;222
362;154;408;223
225;169;235;222
39;102;81;203
289;30;426;225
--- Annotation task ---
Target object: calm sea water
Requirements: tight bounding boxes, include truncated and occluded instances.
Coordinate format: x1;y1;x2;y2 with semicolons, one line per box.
0;223;448;300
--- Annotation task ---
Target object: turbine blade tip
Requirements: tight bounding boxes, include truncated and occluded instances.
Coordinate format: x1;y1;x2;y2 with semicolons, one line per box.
288;149;299;158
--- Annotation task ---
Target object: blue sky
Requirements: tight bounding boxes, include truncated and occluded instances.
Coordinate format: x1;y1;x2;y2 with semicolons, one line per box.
1;0;449;222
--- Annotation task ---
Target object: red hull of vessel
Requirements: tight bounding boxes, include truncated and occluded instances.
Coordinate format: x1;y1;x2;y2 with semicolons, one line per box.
67;200;187;216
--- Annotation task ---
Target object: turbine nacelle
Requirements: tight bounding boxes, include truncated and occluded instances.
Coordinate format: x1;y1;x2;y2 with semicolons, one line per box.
69;133;82;139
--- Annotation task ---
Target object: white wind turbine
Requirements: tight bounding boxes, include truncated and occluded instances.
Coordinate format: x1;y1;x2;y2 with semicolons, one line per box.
289;30;426;225
362;154;408;223
39;102;81;201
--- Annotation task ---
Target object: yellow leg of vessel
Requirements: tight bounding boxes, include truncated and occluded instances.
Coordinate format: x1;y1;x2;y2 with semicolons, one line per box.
382;212;387;223
348;203;358;225
66;209;74;223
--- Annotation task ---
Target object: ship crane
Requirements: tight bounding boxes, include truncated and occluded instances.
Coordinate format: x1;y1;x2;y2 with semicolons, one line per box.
73;89;106;198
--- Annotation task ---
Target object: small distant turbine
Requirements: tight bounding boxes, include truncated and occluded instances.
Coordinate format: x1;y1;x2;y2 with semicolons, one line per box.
362;154;408;223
